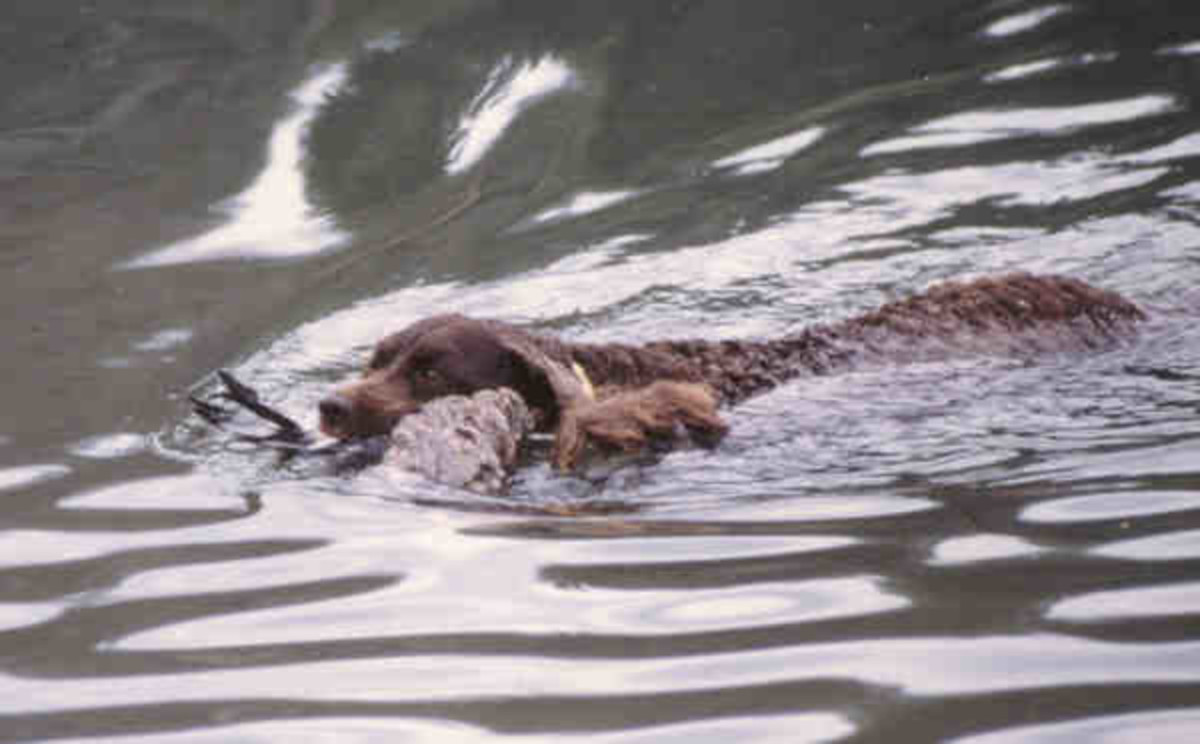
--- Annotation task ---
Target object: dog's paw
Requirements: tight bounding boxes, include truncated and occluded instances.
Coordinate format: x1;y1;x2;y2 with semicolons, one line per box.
552;381;728;470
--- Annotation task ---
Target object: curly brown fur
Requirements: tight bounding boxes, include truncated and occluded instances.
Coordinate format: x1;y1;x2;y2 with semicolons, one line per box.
319;273;1144;468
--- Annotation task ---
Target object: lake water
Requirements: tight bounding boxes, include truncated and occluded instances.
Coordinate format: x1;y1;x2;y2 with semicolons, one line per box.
3;2;1200;741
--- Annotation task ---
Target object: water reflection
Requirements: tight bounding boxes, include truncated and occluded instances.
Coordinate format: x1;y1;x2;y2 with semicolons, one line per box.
712;127;825;176
637;634;1200;696
1021;491;1200;523
0;602;62;633
984;4;1071;38
958;709;1200;744
1094;528;1200;561
984;52;1116;83
132;328;193;352
864;95;1178;155
1047;582;1200;621
847;155;1167;212
528;189;639;225
631;577;908;631
618;713;855;743
66;433;146;460
1124;130;1200;164
7;2;1200;742
126;64;350;267
446;56;575;175
927;533;1047;565
1160;40;1200;56
0;463;71;493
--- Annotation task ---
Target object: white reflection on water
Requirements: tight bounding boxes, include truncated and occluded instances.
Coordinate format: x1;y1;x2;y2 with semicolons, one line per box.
66;432;146;460
620;712;855;744
1021;491;1200;524
863;94;1178;155
1159;40;1200;57
1094;528;1200;562
927;533;1047;565
984;4;1071;38
648;577;908;630
7;627;1200;715
131;718;500;744
529;189;638;224
0;602;62;633
68;709;853;744
446;56;574;175
126;64;350;268
843;153;1167;232
957;709;1200;744
985;52;1115;83
1123;130;1200;164
0;463;70;493
712;126;825;175
985;58;1063;83
132;327;193;351
1047;581;1200;621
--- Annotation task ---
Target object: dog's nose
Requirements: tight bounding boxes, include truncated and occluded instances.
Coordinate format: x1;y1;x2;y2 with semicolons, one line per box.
318;393;353;427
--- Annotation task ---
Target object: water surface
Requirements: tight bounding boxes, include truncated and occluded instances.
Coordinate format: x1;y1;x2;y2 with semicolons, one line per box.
3;2;1200;742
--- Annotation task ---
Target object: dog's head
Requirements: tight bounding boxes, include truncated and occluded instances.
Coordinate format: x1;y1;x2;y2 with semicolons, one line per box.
318;314;589;439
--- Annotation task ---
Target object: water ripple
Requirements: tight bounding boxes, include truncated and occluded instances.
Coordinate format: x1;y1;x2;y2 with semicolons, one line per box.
863;95;1178;155
958;709;1200;744
984;5;1072;38
125;64;350;267
1094;528;1200;562
1048;581;1200;622
1022;491;1200;524
447;56;575;175
712;126;825;176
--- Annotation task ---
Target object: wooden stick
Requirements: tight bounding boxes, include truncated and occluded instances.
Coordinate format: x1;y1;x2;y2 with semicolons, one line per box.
215;370;307;439
189;370;309;445
190;372;535;493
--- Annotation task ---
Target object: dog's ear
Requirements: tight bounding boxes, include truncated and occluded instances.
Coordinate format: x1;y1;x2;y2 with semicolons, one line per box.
495;336;593;427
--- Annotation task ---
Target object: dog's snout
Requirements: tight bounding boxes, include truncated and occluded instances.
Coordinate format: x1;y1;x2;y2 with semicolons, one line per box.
319;394;353;427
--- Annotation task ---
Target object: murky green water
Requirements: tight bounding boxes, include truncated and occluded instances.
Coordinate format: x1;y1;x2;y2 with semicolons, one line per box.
4;2;1200;741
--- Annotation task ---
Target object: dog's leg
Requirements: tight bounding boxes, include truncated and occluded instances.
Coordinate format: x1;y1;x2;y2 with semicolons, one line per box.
552;382;728;470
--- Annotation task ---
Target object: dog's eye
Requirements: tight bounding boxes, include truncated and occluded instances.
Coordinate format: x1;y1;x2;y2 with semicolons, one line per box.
413;367;443;385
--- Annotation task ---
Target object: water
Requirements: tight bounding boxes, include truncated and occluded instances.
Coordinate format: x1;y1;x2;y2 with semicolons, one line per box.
3;2;1200;741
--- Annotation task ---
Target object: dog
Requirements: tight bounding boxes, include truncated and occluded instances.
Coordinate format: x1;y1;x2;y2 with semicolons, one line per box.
319;273;1145;469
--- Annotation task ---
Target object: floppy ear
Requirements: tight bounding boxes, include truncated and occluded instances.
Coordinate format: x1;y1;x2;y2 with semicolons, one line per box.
497;337;729;471
495;335;594;428
497;335;613;471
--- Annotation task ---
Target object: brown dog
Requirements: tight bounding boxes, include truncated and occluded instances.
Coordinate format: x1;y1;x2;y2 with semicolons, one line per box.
319;273;1145;469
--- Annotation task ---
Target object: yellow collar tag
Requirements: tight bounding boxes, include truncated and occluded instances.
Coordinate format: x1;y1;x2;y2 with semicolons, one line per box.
571;362;596;401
